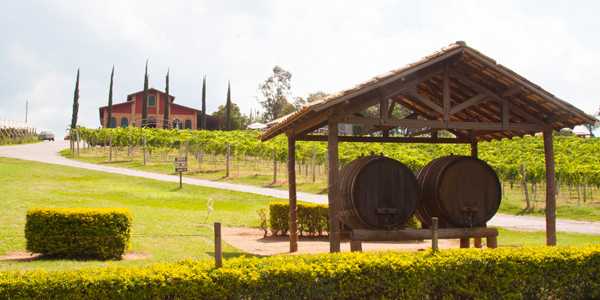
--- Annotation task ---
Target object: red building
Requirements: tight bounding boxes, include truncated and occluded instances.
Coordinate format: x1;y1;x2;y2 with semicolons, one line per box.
99;88;224;130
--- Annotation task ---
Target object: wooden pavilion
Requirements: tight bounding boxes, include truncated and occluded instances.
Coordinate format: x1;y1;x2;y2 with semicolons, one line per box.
258;41;598;253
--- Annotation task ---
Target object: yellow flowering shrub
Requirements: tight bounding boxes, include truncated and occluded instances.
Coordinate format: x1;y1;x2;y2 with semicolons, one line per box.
1;245;599;299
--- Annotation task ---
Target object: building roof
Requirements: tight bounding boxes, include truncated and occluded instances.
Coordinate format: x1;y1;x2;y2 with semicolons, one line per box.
258;41;597;142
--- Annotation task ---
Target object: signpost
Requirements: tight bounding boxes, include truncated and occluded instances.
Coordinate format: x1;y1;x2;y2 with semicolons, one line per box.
174;157;188;188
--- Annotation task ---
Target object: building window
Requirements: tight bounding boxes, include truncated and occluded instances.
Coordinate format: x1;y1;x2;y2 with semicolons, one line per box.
185;120;192;129
110;118;116;128
148;95;156;107
121;118;128;128
172;119;182;129
147;117;156;128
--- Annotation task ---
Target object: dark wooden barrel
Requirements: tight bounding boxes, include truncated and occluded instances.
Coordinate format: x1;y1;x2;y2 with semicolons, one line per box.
415;155;501;228
339;155;420;230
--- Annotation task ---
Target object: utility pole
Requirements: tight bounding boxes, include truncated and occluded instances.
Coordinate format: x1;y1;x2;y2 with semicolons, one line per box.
25;101;28;123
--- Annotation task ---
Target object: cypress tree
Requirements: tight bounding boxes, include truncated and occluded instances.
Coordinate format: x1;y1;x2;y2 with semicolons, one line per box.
141;60;149;127
226;80;231;131
201;75;206;130
107;65;114;128
164;70;170;129
70;68;80;131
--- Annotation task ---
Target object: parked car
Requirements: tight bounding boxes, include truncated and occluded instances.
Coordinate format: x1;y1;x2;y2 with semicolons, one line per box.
39;131;55;141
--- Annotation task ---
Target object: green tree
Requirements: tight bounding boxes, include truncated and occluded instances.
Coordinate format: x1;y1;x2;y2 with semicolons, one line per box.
107;66;114;128
293;90;329;110
256;65;295;122
226;80;232;131
142;60;149;127
212;102;249;130
585;106;600;137
201;75;207;130
163;70;170;128
70;68;80;131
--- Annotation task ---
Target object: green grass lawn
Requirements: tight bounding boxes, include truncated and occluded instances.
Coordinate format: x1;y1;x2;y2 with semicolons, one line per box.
2;150;599;272
0;157;276;271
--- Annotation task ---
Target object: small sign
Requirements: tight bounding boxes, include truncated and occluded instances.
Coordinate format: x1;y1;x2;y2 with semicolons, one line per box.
174;166;188;172
174;157;187;164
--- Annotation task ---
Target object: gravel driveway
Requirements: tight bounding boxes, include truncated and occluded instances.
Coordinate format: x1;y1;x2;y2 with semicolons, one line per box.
1;140;599;235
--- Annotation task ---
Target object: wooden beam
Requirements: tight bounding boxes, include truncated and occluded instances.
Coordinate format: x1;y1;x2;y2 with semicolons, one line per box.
327;117;340;253
409;128;439;137
543;131;557;246
296;134;470;144
449;93;488;115
406;89;444;115
449;69;549;126
287;135;298;252
343;116;551;132
501;85;524;97
351;227;498;241
546;113;573;124
380;98;389;124
443;67;451;121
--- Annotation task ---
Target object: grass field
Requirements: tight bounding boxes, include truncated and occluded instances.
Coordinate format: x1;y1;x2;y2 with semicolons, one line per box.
65;146;600;221
1;154;599;272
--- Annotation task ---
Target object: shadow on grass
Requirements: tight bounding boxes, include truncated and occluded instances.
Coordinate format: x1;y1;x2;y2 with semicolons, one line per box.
516;207;546;216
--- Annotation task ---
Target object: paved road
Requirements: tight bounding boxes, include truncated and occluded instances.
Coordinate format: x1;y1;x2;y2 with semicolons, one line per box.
1;140;599;235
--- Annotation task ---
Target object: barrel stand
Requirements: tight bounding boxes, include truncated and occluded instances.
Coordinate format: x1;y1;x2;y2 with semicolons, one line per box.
347;227;499;252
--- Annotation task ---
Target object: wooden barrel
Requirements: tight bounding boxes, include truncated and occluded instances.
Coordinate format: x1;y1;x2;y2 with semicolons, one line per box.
339;155;420;230
415;155;501;228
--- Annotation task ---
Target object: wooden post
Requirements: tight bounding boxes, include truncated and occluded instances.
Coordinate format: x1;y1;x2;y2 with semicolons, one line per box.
214;222;222;268
288;136;298;252
273;147;277;183
460;238;470;248
583;174;587;203
185;140;189;160
543;131;557;246
312;149;316;183
487;235;498;249
109;132;113;161
521;163;530;209
76;129;80;156
350;240;362;252
327;118;341;253
470;139;478;158
143;135;147;166
226;142;230;177
432;217;439;251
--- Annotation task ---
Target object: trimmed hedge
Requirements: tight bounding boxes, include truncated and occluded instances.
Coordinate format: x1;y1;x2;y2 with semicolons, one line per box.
1;245;599;299
269;202;329;236
269;202;420;236
25;207;132;260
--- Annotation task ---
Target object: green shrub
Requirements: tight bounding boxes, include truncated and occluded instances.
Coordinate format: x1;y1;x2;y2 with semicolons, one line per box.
270;202;417;235
1;245;599;299
270;202;328;236
268;203;289;235
25;207;132;260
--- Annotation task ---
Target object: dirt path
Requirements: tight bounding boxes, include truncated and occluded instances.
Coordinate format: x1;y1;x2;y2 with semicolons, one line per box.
1;141;600;237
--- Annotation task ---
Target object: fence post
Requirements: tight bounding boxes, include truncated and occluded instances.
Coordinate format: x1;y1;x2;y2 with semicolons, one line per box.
432;217;439;251
226;142;230;177
143;135;147;166
109;133;113;161
273;147;277;183
312;149;316;183
214;222;222;268
520;163;530;209
185;140;189;160
76;129;80;156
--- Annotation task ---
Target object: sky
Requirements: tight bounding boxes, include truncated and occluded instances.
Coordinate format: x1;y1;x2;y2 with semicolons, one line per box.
1;0;599;138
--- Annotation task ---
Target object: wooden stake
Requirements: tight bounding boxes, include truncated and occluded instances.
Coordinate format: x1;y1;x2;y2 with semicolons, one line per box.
214;222;222;268
432;217;439;251
521;163;530;209
273;147;277;183
109;132;113;162
226;142;230;177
